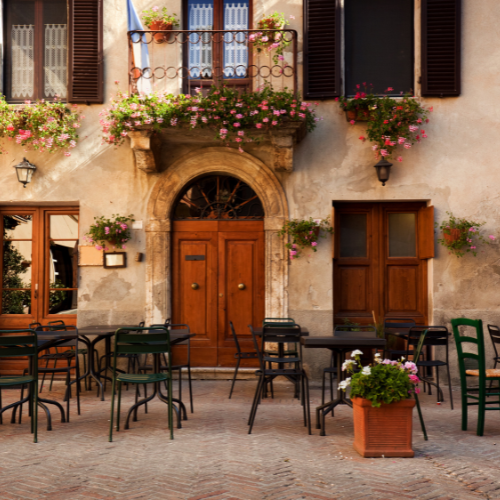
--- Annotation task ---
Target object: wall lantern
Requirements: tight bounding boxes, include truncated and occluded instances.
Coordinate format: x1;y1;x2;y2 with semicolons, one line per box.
14;158;37;188
374;159;392;186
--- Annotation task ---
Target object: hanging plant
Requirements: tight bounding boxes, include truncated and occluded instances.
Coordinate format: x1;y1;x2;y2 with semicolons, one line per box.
100;84;319;153
337;84;431;162
141;6;179;29
250;12;293;64
85;214;135;251
437;212;495;257
0;96;83;156
278;217;333;260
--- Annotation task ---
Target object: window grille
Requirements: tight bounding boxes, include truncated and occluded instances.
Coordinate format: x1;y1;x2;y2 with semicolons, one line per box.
189;3;213;78
11;25;35;99
44;24;68;98
223;2;248;78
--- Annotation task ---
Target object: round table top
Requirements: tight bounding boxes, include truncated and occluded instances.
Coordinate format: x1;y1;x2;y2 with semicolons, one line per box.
78;325;128;336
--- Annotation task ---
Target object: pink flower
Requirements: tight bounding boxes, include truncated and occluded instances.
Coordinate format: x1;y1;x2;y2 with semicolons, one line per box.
249;34;256;42
404;143;411;149
397;156;403;162
261;36;269;42
290;250;297;256
236;114;243;119
152;5;159;12
263;117;269;123
233;122;240;127
380;149;389;157
359;136;365;141
64;151;71;157
372;145;378;151
349;120;355;125
398;137;405;144
272;121;278;126
311;242;318;247
409;374;420;384
220;128;228;135
114;80;119;84
470;246;477;250
409;125;418;132
292;244;297;249
289;15;295;19
386;87;394;92
489;235;496;240
415;388;421;394
237;131;244;136
256;123;263;129
6;125;14;131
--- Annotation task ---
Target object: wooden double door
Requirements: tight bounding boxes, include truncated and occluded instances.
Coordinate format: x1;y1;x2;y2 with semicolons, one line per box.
172;220;265;367
333;202;434;326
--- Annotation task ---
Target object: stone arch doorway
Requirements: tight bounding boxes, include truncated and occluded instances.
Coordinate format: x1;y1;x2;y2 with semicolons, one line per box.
145;148;289;365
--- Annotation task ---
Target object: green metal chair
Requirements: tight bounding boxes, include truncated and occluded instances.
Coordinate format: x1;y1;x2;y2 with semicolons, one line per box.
109;326;173;442
0;329;38;443
451;318;500;436
411;328;429;441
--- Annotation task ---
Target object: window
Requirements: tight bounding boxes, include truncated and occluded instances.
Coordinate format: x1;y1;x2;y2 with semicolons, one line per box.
0;207;79;328
4;0;68;102
344;0;414;96
185;0;252;86
2;0;104;104
303;0;461;99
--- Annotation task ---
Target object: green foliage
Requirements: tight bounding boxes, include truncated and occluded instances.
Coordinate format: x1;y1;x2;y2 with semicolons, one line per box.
337;84;430;162
278;217;333;260
85;214;135;251
101;85;318;153
252;12;291;64
0;96;83;155
141;6;179;27
340;352;419;408
437;211;493;257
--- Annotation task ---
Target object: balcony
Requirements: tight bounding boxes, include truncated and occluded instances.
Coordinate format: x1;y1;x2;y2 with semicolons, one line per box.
126;29;305;174
127;29;298;95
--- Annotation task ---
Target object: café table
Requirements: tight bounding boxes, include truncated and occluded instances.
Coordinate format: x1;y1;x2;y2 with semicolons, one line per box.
300;333;386;436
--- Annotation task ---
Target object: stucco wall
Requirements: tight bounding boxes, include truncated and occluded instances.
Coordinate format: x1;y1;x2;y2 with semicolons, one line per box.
0;0;499;381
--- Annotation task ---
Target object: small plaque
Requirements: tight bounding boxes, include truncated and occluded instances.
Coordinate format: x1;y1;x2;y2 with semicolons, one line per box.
132;220;143;229
104;252;127;268
185;255;205;261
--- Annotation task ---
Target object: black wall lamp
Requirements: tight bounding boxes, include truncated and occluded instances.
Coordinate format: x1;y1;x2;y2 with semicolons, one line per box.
14;158;37;188
374;158;392;186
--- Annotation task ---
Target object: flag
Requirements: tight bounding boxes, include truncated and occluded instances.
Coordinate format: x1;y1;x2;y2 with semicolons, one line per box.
127;0;152;95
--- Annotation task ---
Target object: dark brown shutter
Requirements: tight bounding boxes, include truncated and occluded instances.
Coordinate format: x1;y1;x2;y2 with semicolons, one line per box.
418;205;435;259
68;0;104;103
421;0;461;97
303;0;340;99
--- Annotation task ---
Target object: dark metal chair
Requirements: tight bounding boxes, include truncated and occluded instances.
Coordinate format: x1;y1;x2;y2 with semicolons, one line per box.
248;324;311;435
487;324;500;370
384;318;416;360
406;326;453;408
228;321;259;399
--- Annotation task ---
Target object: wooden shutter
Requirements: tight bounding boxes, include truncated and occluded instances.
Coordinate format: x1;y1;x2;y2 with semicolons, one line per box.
303;0;340;99
68;0;104;103
421;0;461;97
418;205;435;259
331;205;336;259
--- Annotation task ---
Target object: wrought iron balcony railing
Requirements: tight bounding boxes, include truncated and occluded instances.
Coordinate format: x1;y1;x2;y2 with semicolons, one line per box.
128;29;298;96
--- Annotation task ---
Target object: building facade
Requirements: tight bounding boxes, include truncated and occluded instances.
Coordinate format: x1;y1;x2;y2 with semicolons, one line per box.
0;0;498;380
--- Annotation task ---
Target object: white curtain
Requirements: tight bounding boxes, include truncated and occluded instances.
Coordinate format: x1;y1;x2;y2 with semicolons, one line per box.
11;24;35;98
44;24;68;98
223;3;248;78
189;4;213;78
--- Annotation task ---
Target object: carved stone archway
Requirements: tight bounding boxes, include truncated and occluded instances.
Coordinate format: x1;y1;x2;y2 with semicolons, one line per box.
145;147;289;325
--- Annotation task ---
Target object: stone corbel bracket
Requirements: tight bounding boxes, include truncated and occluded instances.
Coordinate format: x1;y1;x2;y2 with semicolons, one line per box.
128;129;158;173
269;121;307;173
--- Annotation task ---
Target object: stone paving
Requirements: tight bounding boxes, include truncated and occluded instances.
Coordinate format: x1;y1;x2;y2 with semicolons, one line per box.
1;377;500;500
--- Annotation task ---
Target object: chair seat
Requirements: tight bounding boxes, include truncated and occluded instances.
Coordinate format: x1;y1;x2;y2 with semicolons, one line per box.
466;369;500;378
263;356;300;364
116;372;169;384
417;360;447;367
265;350;298;356
263;368;304;376
323;367;338;374
236;352;258;359
0;375;35;386
40;351;75;360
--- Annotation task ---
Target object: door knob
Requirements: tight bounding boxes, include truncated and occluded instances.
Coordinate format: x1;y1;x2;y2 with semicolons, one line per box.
238;283;246;290
191;283;199;290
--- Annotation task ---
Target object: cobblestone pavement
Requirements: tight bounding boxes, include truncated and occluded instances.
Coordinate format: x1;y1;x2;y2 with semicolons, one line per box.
1;378;500;500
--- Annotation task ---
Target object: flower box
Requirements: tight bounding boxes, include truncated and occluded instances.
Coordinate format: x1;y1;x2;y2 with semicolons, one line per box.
443;227;465;244
345;109;369;122
148;20;173;42
352;397;416;458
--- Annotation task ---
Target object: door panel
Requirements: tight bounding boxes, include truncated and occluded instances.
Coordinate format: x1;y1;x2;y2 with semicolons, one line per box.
386;266;418;312
172;231;218;366
338;266;369;312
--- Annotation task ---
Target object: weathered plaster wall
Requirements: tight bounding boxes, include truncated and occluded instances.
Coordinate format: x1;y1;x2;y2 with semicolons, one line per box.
0;0;499;381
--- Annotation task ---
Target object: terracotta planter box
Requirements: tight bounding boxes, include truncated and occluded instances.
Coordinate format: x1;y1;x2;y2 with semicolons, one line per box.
443;227;465;244
346;109;369;122
148;20;173;42
352;397;416;458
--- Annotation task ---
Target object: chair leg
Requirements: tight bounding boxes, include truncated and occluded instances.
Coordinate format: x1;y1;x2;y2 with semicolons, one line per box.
187;366;193;413
109;375;116;442
321;370;325;406
229;358;240;399
414;392;428;441
436;366;442;403
304;373;312;436
477;392;486;437
40;357;50;393
76;362;81;416
49;358;57;392
446;363;454;410
168;377;174;440
461;391;468;431
329;372;335;417
33;379;38;443
248;375;264;434
178;368;182;408
116;381;122;432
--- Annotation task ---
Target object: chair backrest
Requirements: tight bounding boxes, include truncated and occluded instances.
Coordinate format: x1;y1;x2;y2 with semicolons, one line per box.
0;329;38;359
113;326;171;356
48;320;66;329
384;318;416;329
262;317;295;327
248;324;265;371
451;318;486;390
487;324;500;358
333;325;377;338
35;324;78;348
408;326;449;346
229;321;241;354
262;324;302;344
29;322;42;330
138;321;145;327
412;329;429;362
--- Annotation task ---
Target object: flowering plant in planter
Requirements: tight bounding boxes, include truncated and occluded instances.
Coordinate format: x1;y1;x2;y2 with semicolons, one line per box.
339;350;420;407
438;212;495;257
85;214;135;251
141;6;179;28
0;97;83;156
100;84;318;153
337;84;431;162
277;217;333;260
250;12;292;64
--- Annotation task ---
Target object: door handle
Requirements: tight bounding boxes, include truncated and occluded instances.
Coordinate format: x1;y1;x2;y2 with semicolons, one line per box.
191;283;199;290
238;283;246;290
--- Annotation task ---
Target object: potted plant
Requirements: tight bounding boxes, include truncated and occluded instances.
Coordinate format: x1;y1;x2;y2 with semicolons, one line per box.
85;214;135;251
142;6;179;42
337;85;431;163
437;212;495;257
250;12;291;64
339;351;420;458
278;217;333;260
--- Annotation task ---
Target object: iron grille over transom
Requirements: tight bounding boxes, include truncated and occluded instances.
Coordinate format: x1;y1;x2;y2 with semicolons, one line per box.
173;175;264;220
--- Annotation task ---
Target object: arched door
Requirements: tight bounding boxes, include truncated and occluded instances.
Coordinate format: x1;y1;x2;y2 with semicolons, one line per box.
172;175;265;367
